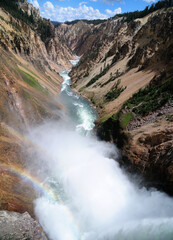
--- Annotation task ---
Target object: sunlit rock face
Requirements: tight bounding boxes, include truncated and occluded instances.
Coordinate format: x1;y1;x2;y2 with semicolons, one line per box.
67;8;173;117
56;21;93;54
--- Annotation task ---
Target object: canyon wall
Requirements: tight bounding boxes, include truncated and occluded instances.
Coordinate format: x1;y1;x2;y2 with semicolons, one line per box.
59;7;173;194
0;3;74;216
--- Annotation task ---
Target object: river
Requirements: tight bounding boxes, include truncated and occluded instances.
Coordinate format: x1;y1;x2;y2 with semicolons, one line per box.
59;59;97;135
31;60;173;240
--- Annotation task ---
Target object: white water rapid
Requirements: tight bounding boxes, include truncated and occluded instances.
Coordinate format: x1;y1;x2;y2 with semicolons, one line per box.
28;59;173;240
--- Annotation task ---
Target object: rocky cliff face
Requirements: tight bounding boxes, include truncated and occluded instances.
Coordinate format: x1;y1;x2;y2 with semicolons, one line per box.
69;8;173;116
56;21;93;54
123;118;173;194
17;0;40;20
0;4;74;217
0;7;74;73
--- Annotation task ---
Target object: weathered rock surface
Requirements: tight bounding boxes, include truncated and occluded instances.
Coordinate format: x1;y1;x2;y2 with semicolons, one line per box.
67;7;173;117
17;0;41;20
97;106;173;195
56;21;93;55
0;210;48;240
123;118;173;194
0;7;73;73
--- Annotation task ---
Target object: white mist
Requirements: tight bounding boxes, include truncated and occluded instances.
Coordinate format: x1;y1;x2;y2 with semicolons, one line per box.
30;121;173;240
27;67;173;240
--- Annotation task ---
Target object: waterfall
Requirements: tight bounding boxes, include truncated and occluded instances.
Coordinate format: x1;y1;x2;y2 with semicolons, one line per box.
26;59;173;240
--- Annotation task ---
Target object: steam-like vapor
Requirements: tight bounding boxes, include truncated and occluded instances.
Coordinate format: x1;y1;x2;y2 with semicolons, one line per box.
28;121;173;240
27;65;173;240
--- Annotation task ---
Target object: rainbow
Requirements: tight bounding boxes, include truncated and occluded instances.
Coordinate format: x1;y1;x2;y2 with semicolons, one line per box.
0;164;81;236
0;124;57;201
0;123;81;236
1;122;48;155
0;164;58;201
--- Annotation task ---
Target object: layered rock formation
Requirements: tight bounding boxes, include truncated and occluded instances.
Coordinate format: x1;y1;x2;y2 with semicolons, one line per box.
0;2;74;217
0;7;74;73
68;7;173;116
56;21;93;54
123;117;173;194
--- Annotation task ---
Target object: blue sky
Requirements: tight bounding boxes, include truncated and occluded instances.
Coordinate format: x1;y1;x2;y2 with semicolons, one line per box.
30;0;158;22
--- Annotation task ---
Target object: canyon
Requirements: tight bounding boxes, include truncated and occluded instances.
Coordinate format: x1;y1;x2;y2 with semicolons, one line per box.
0;0;172;239
62;6;173;194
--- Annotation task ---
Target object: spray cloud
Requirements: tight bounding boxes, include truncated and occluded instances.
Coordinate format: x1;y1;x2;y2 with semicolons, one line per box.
26;66;173;240
25;120;173;240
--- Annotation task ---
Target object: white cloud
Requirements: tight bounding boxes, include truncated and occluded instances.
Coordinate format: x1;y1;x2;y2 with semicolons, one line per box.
105;7;121;15
79;1;88;6
30;0;40;9
143;0;157;2
43;1;54;10
91;0;121;3
102;0;122;3
41;1;121;22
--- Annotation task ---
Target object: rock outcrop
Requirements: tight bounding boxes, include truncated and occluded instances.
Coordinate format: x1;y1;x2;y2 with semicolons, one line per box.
0;210;48;239
17;0;41;20
122;118;173;193
56;21;93;54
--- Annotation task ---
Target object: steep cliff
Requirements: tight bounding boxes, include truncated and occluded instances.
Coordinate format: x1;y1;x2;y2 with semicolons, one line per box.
56;21;93;55
17;0;41;20
69;8;173;115
0;3;74;217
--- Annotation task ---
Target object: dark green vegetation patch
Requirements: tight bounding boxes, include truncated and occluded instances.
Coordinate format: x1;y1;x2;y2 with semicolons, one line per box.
64;19;107;26
123;77;173;116
86;63;110;87
97;74;173;148
0;0;35;26
116;0;173;23
105;79;126;102
0;0;54;43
